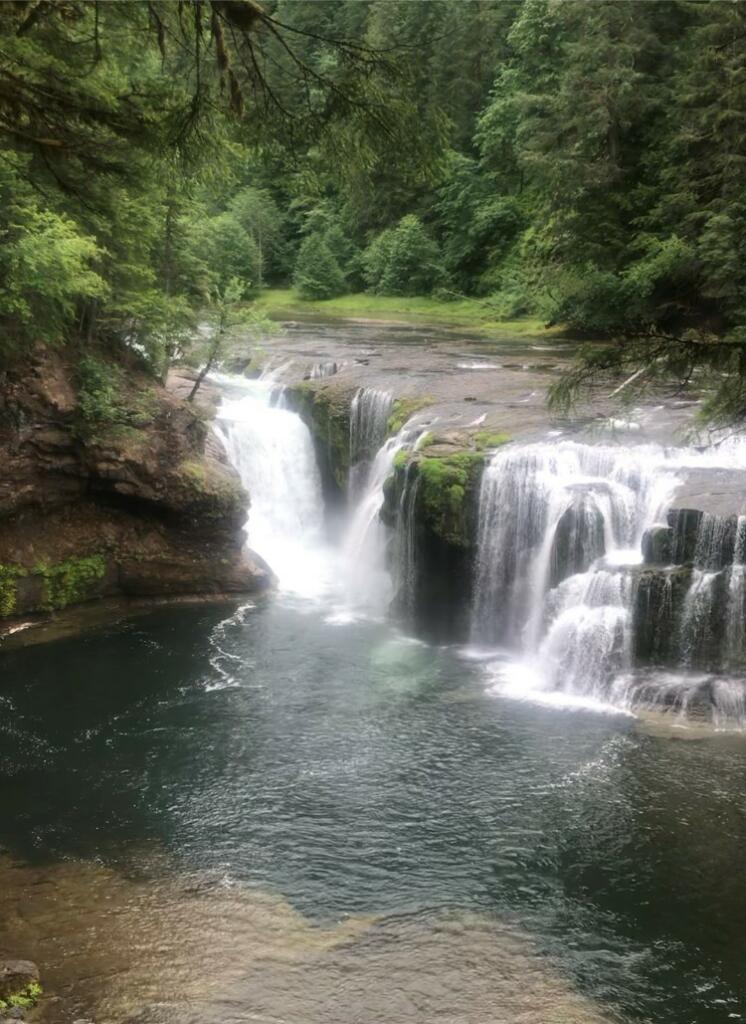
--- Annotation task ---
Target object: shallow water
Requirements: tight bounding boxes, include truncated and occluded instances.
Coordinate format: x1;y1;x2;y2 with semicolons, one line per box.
1;600;746;1023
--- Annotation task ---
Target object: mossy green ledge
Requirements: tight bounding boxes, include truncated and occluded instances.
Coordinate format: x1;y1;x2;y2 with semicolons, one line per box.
382;431;509;639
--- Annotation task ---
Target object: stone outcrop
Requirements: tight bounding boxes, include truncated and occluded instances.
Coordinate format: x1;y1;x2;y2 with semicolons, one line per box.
284;377;360;508
381;433;490;639
0;347;272;622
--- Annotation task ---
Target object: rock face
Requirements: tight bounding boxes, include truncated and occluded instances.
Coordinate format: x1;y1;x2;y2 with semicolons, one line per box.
381;435;488;640
0;348;272;621
284;377;359;509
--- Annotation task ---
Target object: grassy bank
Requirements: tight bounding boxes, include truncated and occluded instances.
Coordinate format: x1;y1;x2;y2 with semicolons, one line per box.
253;289;562;339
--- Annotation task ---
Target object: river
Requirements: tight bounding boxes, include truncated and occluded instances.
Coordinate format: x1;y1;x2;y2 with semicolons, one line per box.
1;321;745;1024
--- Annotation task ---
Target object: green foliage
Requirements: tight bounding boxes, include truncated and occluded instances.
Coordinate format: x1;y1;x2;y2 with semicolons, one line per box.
228;188;287;284
474;432;510;450
387;396;433;435
1;0;745;422
76;356;159;433
293;234;347;300
36;556;106;612
0;160;107;348
0;564;25;617
362;216;444;296
76;356;123;426
416;453;485;548
189;214;263;296
0;981;42;1011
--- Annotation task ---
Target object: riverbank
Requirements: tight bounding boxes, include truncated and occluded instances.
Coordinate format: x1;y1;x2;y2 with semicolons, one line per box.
253;289;560;339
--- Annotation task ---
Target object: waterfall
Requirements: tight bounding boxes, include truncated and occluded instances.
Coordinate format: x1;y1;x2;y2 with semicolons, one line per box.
342;424;423;616
678;512;745;669
307;360;339;380
725;516;746;668
392;462;421;623
471;442;676;648
679;570;720;667
472;438;746;726
349;388;394;500
215;375;331;598
534;570;634;699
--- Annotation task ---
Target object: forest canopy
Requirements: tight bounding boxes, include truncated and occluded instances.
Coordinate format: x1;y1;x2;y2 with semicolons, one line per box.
1;0;745;422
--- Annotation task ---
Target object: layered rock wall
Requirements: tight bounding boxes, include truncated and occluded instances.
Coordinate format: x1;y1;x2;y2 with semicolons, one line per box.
0;349;271;622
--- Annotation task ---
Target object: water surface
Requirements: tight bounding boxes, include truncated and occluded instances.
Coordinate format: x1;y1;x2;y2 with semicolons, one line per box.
1;601;745;1023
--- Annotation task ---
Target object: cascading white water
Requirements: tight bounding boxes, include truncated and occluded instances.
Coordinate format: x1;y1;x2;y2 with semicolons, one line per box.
679;570;719;667
725;516;746;667
533;570;634;698
215;374;332;598
308;360;339;379
472;438;746;725
349;388;394;500
342;424;425;616
392;461;421;622
472;442;677;651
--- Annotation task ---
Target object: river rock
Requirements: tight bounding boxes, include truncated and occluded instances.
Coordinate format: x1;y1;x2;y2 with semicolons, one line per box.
0;959;39;1001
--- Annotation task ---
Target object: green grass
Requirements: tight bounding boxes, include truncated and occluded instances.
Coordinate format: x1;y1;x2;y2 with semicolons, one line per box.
253;289;561;339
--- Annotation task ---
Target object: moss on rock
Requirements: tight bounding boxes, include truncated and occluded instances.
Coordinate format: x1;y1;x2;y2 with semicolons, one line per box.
0;980;42;1011
473;431;510;450
387;396;433;435
416;451;485;548
174;458;247;522
35;554;106;611
284;378;358;492
0;564;25;617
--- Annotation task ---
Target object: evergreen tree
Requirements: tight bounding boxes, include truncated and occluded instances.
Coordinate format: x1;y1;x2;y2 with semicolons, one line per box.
293;234;347;300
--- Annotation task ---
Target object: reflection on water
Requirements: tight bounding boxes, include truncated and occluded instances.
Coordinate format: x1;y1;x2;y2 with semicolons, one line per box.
0;602;745;1023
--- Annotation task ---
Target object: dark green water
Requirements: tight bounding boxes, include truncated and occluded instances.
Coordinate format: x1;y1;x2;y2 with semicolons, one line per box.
1;600;745;1023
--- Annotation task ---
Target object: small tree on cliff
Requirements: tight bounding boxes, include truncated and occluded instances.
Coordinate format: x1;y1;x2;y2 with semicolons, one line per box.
188;279;271;402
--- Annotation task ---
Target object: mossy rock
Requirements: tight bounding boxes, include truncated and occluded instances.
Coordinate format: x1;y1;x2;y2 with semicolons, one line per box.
0;960;41;1011
284;379;358;492
0;563;26;617
174;458;247;522
386;446;486;550
473;431;510;450
35;554;107;611
416;451;486;548
387;396;433;435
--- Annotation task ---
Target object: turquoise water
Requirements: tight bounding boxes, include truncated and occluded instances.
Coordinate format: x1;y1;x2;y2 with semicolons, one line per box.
1;600;745;1023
